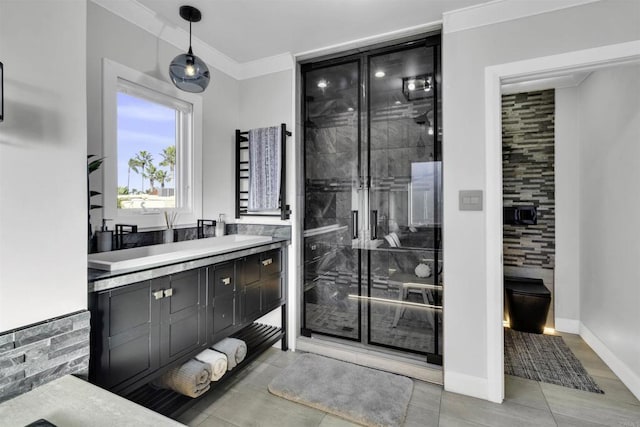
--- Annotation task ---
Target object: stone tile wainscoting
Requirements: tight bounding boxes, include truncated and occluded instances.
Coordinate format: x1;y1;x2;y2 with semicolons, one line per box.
92;223;291;254
0;311;90;403
502;89;556;327
502;89;555;269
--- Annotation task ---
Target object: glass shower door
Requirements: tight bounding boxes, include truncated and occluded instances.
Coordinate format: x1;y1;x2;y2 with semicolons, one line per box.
366;45;443;361
302;60;361;341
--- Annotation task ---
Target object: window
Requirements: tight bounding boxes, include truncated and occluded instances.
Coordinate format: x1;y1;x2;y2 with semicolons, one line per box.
103;59;202;228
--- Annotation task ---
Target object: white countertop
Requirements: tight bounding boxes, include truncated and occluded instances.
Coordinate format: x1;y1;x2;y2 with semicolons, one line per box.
88;234;272;272
0;376;184;427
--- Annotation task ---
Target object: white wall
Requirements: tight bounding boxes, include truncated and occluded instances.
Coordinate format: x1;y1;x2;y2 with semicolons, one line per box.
442;0;640;400
237;69;294;225
0;1;88;332
578;65;640;389
86;2;240;227
554;87;581;331
238;70;297;345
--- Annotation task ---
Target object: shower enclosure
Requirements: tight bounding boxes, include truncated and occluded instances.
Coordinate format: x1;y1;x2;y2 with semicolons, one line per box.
301;35;443;364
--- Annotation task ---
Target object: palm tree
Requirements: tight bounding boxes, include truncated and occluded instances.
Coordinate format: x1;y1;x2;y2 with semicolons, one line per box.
134;150;153;192
159;145;176;187
127;157;141;192
145;163;158;194
154;169;171;193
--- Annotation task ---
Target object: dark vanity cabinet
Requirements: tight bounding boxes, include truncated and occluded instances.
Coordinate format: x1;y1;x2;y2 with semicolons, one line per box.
238;249;283;322
89;246;286;397
91;268;207;391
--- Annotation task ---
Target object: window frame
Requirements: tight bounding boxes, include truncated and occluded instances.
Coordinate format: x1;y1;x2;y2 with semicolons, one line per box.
102;58;202;229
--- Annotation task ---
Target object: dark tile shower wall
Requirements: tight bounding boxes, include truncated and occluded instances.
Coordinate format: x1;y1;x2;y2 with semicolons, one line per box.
0;311;90;402
502;90;555;269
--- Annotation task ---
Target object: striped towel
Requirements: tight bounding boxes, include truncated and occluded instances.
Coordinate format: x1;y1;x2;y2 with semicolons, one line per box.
151;359;211;398
248;126;281;211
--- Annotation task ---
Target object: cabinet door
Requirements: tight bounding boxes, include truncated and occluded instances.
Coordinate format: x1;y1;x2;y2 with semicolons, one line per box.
262;276;283;312
208;262;238;341
94;280;160;390
159;268;207;366
213;262;235;296
212;292;236;338
241;282;262;322
260;249;281;277
240;254;261;285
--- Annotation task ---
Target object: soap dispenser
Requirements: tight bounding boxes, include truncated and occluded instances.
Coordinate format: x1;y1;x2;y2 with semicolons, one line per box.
216;214;226;237
96;219;113;252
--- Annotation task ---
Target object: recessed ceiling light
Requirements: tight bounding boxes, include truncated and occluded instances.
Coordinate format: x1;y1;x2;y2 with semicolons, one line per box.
428;126;434;136
347;107;354;112
374;70;385;78
317;80;327;89
394;100;402;105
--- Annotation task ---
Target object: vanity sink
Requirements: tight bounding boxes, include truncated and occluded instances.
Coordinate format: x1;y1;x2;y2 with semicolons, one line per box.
88;234;272;272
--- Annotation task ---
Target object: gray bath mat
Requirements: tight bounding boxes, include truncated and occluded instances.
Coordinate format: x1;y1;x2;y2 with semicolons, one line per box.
504;328;604;394
268;353;413;426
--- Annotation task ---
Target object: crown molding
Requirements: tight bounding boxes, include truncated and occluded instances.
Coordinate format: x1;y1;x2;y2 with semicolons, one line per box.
238;52;295;80
443;0;601;34
294;21;442;62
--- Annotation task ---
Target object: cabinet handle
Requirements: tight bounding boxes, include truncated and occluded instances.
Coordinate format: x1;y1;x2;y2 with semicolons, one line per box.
222;277;231;285
163;288;173;298
262;258;273;266
153;290;164;300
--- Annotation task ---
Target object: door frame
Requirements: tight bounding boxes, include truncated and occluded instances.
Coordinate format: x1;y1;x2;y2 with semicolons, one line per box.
484;40;640;403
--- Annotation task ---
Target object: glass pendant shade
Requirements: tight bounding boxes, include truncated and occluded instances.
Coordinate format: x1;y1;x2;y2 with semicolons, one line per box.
169;48;210;93
169;6;210;93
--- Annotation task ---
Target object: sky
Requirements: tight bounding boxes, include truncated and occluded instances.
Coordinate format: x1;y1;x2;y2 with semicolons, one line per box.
117;92;176;191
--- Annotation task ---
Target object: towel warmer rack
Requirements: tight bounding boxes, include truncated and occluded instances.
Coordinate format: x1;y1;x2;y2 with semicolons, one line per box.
235;123;291;220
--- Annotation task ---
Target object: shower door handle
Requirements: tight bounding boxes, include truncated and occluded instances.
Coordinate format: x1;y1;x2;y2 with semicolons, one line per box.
351;210;358;239
370;210;378;240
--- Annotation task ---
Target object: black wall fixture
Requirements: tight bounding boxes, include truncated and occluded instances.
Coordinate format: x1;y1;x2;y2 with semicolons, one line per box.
504;206;537;225
0;62;3;122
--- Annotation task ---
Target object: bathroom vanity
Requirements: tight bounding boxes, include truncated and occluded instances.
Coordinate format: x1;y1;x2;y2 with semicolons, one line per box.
87;235;288;417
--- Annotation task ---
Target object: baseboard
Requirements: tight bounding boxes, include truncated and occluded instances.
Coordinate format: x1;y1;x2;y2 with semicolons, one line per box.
580;323;640;401
444;371;498;402
555;318;580;334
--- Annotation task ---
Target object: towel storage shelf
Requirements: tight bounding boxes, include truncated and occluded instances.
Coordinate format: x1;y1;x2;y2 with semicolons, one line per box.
235;123;292;220
125;322;285;418
88;246;288;419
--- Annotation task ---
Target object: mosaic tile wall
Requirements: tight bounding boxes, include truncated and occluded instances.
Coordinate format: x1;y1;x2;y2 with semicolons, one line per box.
502;89;555;269
0;311;90;403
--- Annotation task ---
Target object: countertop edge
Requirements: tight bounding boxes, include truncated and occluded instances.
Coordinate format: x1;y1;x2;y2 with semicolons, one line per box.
89;238;289;292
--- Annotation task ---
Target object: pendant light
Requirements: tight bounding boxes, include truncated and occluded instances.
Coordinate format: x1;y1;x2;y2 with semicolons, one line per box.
169;5;210;93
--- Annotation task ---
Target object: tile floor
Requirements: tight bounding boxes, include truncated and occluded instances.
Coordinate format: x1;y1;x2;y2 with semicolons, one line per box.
175;332;640;427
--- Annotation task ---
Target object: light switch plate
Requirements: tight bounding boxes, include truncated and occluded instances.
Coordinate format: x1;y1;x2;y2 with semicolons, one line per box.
459;190;483;211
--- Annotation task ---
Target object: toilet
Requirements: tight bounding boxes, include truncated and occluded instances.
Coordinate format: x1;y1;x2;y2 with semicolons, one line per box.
504;276;551;334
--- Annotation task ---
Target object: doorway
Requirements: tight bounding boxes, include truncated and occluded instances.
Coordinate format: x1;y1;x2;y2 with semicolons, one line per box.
484;41;640;402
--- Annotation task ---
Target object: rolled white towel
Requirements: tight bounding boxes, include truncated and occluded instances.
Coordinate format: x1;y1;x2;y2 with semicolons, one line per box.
151;359;211;398
195;348;228;381
212;338;247;371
